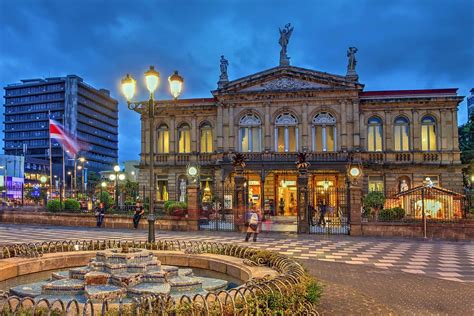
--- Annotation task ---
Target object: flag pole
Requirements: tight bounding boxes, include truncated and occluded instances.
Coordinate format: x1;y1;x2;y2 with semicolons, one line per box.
48;112;53;202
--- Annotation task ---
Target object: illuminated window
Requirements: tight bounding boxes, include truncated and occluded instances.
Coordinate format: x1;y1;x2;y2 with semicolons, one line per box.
421;116;437;151
312;112;336;152
367;117;383;152
200;123;213;153
178;123;191;153
157;124;169;153
239;113;261;152
275;112;298;152
368;176;384;192
423;175;439;187
394;116;410;151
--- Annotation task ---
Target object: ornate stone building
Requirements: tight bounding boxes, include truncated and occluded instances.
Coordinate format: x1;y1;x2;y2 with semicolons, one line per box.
138;31;464;217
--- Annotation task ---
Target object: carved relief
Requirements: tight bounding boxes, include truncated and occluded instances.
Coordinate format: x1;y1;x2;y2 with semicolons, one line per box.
242;77;327;92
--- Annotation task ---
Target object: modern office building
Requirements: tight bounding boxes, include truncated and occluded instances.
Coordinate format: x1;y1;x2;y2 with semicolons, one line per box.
3;75;119;176
468;88;474;119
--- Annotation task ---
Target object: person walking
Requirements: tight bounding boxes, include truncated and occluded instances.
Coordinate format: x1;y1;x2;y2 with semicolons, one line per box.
308;203;316;226
133;202;145;229
317;200;327;226
245;206;260;242
95;204;105;228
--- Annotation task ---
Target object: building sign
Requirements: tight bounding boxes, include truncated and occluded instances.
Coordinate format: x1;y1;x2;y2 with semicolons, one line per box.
5;176;24;199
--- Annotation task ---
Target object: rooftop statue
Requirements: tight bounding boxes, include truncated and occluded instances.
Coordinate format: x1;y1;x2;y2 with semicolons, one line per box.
217;55;229;88
279;23;293;66
346;47;359;81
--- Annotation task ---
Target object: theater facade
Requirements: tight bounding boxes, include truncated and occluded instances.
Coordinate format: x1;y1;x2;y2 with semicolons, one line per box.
137;39;464;221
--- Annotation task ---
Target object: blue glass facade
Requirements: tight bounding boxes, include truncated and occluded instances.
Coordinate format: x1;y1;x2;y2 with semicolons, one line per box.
3;75;118;172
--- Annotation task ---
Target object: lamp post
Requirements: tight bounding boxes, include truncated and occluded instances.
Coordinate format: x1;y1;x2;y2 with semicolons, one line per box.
421;177;433;239
67;171;72;197
113;165;120;210
121;66;184;242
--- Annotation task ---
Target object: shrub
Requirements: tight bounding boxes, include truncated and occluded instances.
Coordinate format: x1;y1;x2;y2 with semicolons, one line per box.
392;207;405;220
379;208;395;221
98;191;112;209
64;199;80;212
363;191;386;220
47;199;62;212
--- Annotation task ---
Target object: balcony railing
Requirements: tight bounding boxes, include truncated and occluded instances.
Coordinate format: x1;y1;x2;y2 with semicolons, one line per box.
139;150;458;167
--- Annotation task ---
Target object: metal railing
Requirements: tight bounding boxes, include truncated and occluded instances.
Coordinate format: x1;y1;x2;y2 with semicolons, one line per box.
0;239;319;315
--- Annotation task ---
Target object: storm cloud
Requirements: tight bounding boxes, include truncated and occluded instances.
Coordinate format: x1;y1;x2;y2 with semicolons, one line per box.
1;0;472;161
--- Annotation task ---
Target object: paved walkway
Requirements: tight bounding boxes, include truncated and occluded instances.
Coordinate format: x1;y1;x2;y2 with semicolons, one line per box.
1;223;473;314
0;223;472;283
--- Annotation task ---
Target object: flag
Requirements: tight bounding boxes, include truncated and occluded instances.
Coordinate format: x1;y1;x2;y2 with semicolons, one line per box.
49;119;84;157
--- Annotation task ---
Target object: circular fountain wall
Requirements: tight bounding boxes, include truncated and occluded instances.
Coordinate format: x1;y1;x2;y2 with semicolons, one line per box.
7;248;230;303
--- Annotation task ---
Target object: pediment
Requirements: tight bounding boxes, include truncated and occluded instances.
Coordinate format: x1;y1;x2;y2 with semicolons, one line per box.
213;66;363;95
240;77;329;92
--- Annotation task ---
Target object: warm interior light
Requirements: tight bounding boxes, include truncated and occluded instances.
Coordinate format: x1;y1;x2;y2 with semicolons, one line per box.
168;70;184;99
77;165;83;170
109;174;116;181
145;66;160;93
121;74;136;100
118;174;125;181
79;157;86;163
113;165;121;172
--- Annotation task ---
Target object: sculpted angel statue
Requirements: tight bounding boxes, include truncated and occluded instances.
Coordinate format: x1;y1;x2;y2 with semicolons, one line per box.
347;47;358;72
219;55;229;80
279;23;294;58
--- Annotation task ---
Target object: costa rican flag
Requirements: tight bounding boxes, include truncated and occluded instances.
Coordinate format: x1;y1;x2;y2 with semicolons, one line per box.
49;119;84;157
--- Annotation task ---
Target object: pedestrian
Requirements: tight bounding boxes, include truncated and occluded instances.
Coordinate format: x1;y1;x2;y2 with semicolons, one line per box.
133;202;145;229
245;205;260;242
317;200;327;226
95;205;105;228
308;203;316;226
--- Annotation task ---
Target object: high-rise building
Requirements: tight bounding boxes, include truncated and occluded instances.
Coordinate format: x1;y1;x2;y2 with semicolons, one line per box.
468;88;474;119
3;75;118;174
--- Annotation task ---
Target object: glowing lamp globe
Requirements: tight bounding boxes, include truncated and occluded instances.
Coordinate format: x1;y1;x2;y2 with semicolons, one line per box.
121;74;136;101
349;167;361;178
113;165;121;172
109;174;116;181
168;71;184;99
144;66;160;93
118;174;126;181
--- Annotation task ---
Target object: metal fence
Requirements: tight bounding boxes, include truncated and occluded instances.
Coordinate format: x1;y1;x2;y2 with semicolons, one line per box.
198;186;237;232
0;239;318;315
363;187;469;223
308;187;349;235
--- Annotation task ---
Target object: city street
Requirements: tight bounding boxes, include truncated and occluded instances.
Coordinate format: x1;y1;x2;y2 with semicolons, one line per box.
0;223;473;314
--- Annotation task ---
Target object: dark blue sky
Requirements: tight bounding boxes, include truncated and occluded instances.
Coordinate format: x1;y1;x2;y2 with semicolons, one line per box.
1;0;473;162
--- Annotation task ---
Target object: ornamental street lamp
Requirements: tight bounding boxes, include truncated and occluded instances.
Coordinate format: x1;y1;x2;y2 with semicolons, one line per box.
121;66;184;242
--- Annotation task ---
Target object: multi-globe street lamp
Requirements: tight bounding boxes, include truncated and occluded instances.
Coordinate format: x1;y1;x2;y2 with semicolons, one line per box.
110;165;126;211
121;66;184;242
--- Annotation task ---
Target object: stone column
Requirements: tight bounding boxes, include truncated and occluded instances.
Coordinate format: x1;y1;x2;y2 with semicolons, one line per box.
217;104;224;152
229;106;235;151
234;167;246;232
353;100;360;150
186;183;200;231
302;103;308;151
264;103;271;151
191;116;197;153
349;181;363;236
297;170;309;234
169;116;176;153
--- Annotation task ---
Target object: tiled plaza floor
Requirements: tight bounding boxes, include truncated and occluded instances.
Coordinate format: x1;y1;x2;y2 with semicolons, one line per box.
0;223;473;314
0;223;472;283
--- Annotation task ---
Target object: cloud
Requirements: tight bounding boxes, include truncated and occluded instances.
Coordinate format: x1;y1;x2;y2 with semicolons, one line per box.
1;0;472;161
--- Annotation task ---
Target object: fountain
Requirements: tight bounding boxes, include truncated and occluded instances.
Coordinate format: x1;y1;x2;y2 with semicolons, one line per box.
9;247;230;303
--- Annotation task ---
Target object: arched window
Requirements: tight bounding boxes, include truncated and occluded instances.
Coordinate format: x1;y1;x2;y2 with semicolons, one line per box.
312;112;336;152
421;115;437;151
275;112;298;152
394;116;410;151
200;122;213;153
367;116;383;152
178;123;191;153
157;124;169;153
239;113;261;152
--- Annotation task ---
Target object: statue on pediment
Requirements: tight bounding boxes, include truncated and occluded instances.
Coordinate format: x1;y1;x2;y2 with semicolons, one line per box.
279;23;293;66
346;47;359;81
217;55;229;88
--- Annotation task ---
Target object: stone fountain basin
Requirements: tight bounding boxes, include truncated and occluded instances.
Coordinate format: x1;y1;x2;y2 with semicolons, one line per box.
1;250;278;305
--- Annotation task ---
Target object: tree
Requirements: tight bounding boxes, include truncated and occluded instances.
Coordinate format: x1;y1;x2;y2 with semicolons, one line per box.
459;114;474;187
363;191;386;220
